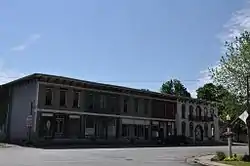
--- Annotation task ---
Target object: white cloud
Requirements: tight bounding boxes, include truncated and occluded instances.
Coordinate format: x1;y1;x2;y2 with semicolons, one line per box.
11;33;41;51
188;1;250;98
220;1;250;42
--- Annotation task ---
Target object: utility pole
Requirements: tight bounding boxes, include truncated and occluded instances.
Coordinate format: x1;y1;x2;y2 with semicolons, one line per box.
247;75;250;155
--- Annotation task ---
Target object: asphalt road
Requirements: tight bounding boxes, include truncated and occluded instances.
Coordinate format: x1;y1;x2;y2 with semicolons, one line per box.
0;146;248;166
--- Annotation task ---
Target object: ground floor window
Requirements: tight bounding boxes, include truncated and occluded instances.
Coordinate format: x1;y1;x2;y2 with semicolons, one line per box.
122;124;129;137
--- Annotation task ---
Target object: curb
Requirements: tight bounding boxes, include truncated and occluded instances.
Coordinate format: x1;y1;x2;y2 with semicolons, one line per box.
193;154;230;166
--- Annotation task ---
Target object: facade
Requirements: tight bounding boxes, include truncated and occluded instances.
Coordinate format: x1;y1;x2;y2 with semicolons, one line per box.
1;73;177;144
175;98;220;143
0;73;220;145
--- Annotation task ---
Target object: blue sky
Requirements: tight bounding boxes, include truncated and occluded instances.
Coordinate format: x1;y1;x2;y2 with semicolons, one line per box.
0;0;248;97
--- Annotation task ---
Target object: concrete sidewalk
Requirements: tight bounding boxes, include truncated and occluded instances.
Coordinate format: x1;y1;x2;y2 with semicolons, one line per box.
194;155;230;166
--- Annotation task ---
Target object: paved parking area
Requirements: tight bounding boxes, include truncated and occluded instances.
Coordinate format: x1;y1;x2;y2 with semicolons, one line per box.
0;146;247;166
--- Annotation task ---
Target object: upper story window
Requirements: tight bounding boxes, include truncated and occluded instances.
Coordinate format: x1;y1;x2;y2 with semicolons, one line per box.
211;109;215;117
196;106;202;120
100;95;106;109
111;96;117;112
181;104;186;119
134;98;139;113
73;91;80;108
144;99;149;114
88;93;94;109
189;105;193;116
204;108;208;117
124;98;128;113
45;88;53;106
60;89;67;107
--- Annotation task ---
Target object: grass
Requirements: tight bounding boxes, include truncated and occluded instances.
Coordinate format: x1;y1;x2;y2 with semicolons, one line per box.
221;161;250;166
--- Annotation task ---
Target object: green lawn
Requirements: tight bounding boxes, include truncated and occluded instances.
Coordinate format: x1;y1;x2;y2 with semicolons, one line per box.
221;161;250;166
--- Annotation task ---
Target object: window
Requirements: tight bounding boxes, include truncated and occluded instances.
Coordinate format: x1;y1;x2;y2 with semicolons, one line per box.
181;104;186;119
204;123;208;137
73;91;80;108
134;125;137;137
204;108;208;118
138;125;144;137
45;88;53;106
122;124;129;137
189;105;193;120
196;106;202;120
124;98;128;113
88;93;94;109
144;100;149;114
211;124;215;137
60;90;67;107
100;95;106;109
110;96;117;112
134;98;139;113
189;122;193;137
181;121;186;136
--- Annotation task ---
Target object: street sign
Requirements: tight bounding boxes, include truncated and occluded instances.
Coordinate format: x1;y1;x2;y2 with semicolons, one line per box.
26;115;33;127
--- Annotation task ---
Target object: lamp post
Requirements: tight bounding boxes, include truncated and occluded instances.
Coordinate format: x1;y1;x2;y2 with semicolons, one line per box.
226;114;233;158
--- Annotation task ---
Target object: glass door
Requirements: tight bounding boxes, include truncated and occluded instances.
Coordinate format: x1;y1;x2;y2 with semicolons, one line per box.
55;115;65;138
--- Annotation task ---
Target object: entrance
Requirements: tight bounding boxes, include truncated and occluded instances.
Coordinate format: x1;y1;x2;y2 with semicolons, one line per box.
195;125;203;142
55;114;65;138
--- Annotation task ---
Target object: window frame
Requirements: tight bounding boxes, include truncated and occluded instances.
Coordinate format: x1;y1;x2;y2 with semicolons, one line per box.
59;89;67;107
73;91;80;108
45;88;53;106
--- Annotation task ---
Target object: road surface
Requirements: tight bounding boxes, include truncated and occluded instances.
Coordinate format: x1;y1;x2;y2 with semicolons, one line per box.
0;146;247;166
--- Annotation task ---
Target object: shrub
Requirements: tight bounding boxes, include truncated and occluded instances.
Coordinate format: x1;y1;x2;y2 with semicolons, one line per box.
224;157;238;161
216;151;226;161
242;154;250;162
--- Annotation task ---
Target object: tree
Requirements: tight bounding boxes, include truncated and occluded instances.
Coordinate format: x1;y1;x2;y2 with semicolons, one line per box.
196;83;218;101
196;83;244;121
161;79;191;97
211;31;250;99
210;31;250;123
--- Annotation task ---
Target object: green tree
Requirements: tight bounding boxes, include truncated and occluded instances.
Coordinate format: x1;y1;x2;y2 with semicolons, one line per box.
161;79;191;97
210;31;250;121
196;83;218;101
211;31;250;99
196;83;243;121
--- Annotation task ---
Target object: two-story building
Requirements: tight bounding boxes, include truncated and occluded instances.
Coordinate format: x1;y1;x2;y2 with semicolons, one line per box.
0;73;178;144
175;98;220;143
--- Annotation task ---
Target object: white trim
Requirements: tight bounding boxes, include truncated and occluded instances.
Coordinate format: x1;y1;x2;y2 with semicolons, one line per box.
37;108;175;122
38;81;176;103
69;115;80;119
33;82;40;132
41;113;53;117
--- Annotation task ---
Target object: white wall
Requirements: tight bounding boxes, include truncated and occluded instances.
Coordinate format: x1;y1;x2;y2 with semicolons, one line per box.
176;101;220;142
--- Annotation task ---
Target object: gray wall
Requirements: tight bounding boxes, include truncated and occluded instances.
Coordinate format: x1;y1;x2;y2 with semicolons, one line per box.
9;81;37;141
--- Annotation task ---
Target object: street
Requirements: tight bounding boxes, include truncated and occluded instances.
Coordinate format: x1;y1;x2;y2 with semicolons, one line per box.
0;146;248;166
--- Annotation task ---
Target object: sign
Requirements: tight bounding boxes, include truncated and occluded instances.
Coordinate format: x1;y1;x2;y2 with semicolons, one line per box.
26;115;33;127
46;120;51;130
239;111;249;124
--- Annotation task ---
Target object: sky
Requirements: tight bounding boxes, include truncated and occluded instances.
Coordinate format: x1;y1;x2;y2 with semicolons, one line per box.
0;0;249;97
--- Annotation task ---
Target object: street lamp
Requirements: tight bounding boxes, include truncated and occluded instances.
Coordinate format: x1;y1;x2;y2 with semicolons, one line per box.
225;114;233;158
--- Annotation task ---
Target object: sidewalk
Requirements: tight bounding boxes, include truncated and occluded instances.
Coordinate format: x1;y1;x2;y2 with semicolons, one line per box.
194;155;230;166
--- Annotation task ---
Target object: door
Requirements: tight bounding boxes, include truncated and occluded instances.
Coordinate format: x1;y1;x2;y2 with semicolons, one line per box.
195;125;203;142
55;115;65;138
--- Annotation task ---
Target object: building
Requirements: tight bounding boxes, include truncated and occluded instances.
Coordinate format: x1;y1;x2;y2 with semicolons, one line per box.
176;98;220;143
0;73;219;145
0;73;178;144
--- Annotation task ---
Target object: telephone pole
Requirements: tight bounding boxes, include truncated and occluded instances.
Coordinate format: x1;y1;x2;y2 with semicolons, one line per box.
247;75;250;155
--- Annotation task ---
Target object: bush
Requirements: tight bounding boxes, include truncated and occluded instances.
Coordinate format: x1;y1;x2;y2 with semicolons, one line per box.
242;154;250;162
216;151;226;161
224;156;238;161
